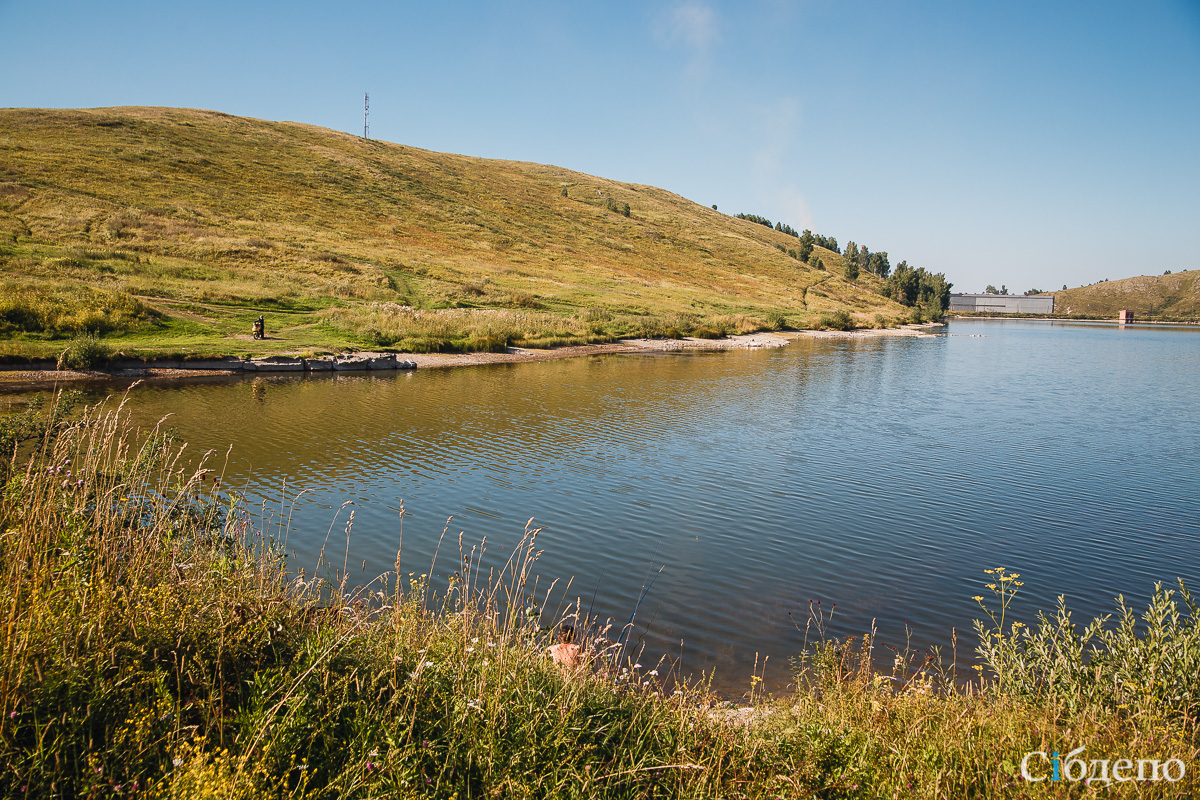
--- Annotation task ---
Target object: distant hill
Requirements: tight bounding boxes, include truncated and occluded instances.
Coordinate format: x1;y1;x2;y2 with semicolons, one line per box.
0;107;905;358
1054;272;1200;320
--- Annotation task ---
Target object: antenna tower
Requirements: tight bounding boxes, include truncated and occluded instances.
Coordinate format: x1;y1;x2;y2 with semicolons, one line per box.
363;92;369;139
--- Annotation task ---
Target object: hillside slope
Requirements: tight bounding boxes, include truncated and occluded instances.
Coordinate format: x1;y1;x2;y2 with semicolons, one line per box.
0;107;903;358
1054;272;1200;320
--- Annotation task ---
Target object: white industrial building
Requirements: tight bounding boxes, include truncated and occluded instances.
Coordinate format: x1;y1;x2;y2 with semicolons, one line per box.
949;294;1055;314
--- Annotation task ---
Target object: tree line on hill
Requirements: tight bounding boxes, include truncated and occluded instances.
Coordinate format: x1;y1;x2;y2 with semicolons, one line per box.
738;211;952;316
735;213;839;256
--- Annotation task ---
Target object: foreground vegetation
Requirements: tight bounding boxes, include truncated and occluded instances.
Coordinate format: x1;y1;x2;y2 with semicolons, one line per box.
2;396;1195;797
0;107;927;363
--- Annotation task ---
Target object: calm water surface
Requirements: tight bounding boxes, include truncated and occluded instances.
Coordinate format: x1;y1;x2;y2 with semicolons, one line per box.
7;319;1198;694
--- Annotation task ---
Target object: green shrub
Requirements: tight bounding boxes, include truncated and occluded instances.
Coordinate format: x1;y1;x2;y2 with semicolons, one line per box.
818;310;855;331
765;310;786;331
509;292;542;309
0;284;161;336
0;392;82;482
974;568;1200;720
56;333;112;370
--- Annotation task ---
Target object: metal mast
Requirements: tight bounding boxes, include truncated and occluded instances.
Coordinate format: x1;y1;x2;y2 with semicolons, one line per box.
363;93;369;139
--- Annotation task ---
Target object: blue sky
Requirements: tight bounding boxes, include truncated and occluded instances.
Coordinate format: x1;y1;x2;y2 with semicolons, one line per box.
3;0;1198;292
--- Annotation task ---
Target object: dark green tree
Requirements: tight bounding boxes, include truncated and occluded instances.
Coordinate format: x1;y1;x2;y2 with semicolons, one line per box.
888;263;952;316
798;230;815;262
868;251;890;278
918;272;952;314
887;263;918;304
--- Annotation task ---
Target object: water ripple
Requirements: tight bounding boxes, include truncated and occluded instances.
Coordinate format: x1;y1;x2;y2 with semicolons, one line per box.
64;320;1200;695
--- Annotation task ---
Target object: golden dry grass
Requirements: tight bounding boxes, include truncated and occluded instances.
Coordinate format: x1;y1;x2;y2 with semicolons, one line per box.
0;107;906;357
1055;271;1200;319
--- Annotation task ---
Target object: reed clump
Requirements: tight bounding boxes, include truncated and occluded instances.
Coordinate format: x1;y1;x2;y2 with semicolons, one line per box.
2;397;1196;797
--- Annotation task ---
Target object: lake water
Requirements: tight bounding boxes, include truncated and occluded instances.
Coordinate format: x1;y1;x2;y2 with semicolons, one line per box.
5;318;1198;695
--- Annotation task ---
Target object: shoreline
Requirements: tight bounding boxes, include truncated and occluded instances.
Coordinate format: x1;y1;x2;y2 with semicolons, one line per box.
0;324;945;392
950;314;1199;325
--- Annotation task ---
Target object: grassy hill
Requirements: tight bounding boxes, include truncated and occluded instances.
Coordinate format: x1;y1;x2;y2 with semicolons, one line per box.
1053;271;1200;320
0;107;905;361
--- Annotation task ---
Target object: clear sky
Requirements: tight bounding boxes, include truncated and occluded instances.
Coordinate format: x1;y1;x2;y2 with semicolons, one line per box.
3;0;1198;292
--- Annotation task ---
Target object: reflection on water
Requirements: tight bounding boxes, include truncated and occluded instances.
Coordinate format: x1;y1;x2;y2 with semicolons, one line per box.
6;319;1199;696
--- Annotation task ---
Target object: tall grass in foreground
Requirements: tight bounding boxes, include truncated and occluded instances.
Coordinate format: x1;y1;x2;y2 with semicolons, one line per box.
1;396;1196;797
